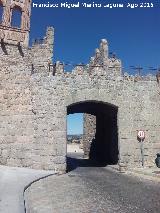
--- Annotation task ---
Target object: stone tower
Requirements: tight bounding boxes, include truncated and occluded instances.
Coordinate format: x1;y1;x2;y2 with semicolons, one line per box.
0;0;31;47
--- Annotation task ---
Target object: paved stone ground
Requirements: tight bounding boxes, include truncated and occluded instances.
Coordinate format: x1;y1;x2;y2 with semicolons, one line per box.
25;153;160;213
0;166;54;213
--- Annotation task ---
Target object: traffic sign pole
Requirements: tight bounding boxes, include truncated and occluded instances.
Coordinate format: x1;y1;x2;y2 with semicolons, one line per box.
140;139;144;167
137;130;145;167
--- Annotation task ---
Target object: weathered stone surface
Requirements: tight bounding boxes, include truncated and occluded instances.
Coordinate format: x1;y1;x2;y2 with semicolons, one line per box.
0;0;31;47
0;0;160;173
83;114;96;158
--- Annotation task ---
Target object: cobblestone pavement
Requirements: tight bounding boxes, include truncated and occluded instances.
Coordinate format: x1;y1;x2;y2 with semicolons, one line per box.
25;154;160;213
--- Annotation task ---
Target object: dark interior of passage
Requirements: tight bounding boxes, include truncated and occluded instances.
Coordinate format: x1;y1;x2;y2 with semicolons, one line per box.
67;101;119;166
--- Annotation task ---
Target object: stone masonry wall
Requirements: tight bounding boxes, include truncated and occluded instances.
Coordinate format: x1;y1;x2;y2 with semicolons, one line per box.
0;31;160;173
31;27;54;73
0;27;63;171
83;114;96;158
0;44;34;167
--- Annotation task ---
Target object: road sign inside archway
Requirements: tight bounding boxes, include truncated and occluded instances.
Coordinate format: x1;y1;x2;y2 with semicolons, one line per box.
137;130;145;140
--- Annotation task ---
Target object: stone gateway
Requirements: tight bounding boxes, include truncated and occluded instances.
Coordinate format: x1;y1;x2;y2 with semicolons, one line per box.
0;0;160;173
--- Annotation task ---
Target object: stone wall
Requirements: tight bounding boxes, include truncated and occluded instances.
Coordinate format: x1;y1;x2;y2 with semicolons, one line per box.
0;44;34;167
83;114;96;158
0;29;160;172
0;27;65;171
31;27;54;72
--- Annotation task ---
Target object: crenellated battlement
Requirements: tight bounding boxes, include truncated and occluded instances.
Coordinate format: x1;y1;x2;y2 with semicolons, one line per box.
30;27;54;73
0;26;54;78
52;39;121;78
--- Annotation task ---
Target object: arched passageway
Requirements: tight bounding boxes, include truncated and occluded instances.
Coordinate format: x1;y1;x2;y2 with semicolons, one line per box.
67;101;119;168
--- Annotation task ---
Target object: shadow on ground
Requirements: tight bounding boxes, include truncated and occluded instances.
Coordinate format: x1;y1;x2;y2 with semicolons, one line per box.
67;156;112;172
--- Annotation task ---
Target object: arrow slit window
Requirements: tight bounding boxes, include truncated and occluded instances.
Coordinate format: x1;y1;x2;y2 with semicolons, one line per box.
11;6;22;28
0;2;3;24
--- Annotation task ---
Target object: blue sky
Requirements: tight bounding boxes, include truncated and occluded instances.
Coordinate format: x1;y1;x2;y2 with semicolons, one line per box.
67;114;83;135
30;0;160;134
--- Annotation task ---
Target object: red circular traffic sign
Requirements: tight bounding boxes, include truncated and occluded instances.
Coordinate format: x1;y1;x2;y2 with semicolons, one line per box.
137;130;145;139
